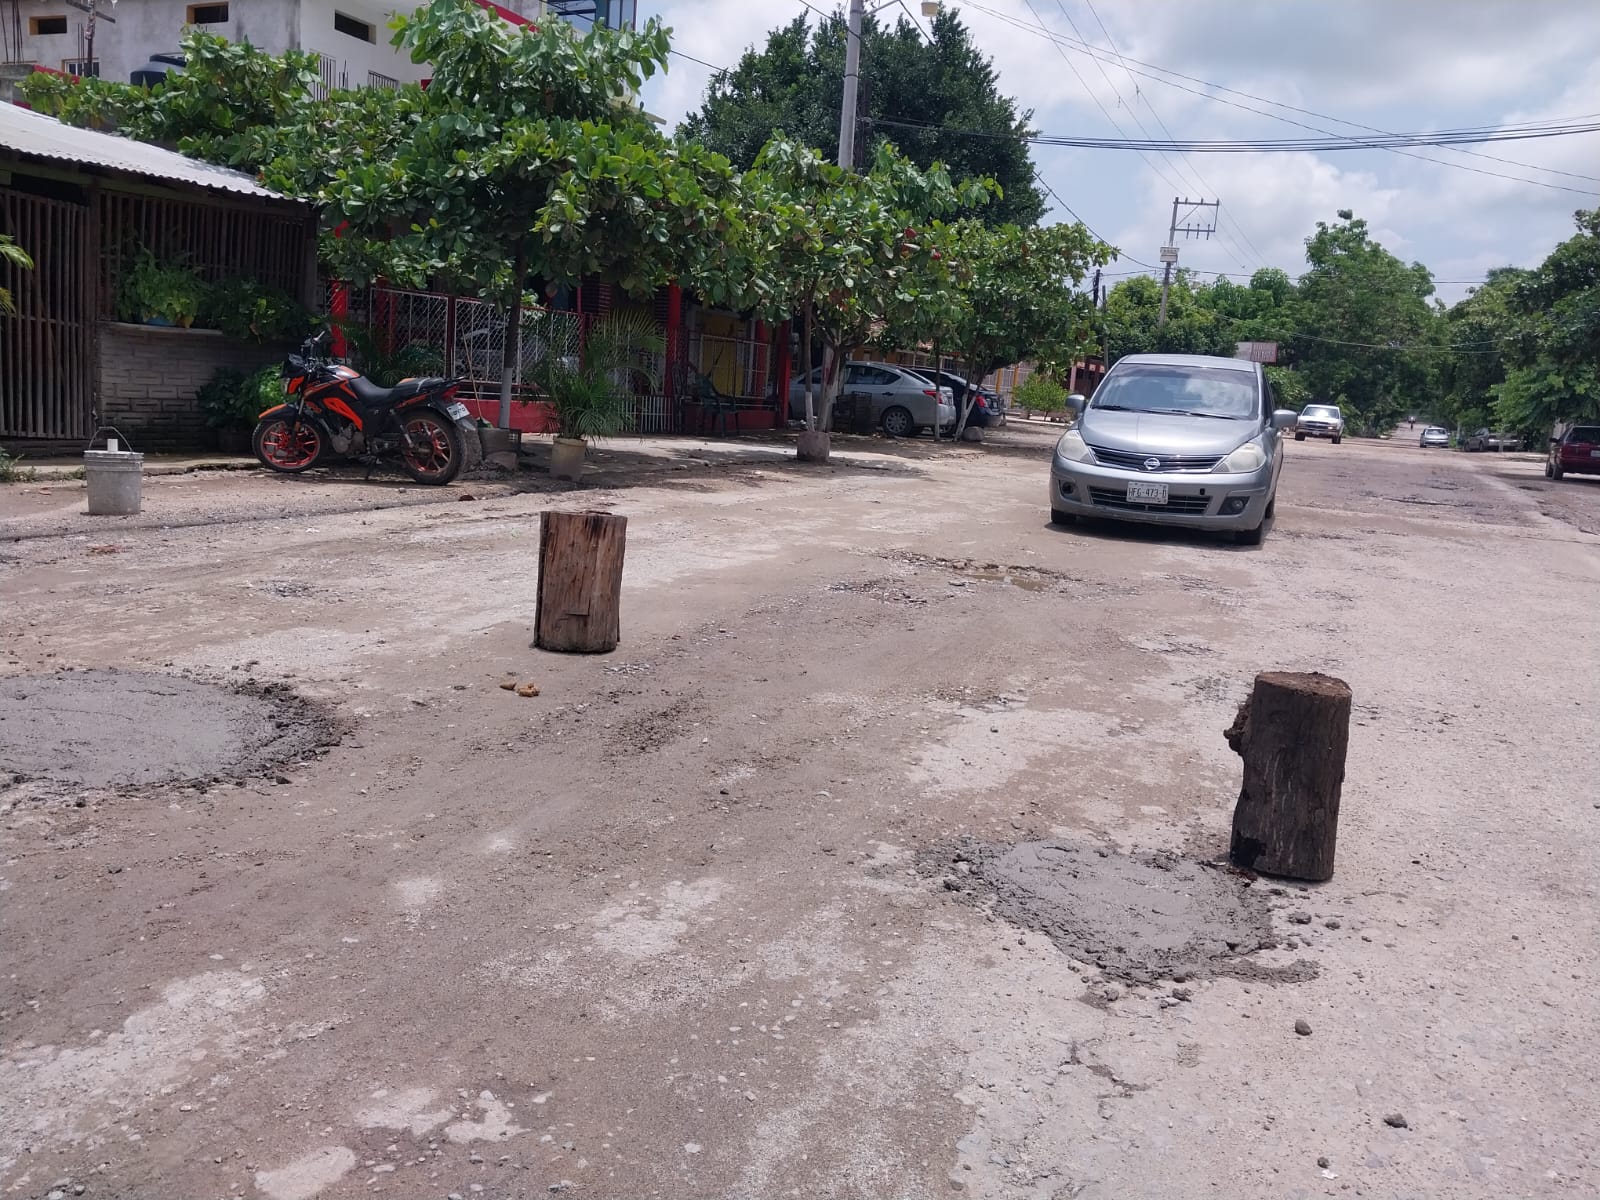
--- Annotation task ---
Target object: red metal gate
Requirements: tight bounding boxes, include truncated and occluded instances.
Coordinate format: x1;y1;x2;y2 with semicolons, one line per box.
1;191;95;440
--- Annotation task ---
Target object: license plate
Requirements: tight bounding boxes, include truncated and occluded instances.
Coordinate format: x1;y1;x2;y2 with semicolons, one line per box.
1127;481;1168;504
446;402;469;421
1590;449;1600;458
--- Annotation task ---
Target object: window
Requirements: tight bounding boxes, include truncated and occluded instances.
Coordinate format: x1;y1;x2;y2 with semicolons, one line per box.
186;3;229;22
333;11;375;42
63;58;99;77
30;16;69;35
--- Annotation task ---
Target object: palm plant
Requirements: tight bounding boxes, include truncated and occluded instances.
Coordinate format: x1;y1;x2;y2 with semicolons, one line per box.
527;310;664;442
1;235;34;315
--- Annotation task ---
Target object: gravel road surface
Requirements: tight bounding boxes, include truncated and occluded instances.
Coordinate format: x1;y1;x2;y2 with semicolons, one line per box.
2;429;1596;1200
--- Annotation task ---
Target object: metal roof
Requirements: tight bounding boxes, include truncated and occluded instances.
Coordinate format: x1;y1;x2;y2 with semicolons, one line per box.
0;102;297;203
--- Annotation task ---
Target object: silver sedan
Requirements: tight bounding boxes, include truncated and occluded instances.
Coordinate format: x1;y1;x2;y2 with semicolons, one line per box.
1048;353;1297;545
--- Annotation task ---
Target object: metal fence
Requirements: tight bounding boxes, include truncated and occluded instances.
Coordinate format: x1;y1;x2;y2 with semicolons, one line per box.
330;284;690;432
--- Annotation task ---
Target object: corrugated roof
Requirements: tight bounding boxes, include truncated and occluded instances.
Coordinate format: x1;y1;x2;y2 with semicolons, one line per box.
0;102;299;203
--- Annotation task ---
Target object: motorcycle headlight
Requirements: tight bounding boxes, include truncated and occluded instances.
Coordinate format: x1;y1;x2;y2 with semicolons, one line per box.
1055;429;1095;464
1216;440;1267;473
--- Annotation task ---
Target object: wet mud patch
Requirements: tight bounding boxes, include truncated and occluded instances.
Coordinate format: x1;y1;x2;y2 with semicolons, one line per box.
0;668;341;788
925;839;1317;985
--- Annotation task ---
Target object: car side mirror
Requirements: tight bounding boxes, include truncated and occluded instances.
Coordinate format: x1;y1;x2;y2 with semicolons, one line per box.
1066;393;1086;414
1271;409;1298;430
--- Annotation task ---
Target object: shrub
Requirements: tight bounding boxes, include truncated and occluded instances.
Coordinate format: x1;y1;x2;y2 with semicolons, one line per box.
1013;371;1067;413
197;364;280;429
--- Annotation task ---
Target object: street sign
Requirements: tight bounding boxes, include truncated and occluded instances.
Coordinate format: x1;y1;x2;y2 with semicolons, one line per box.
1235;341;1278;363
1159;246;1179;264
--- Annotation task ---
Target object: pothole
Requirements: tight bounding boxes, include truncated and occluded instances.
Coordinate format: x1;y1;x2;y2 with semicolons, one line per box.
925;839;1317;986
0;668;341;789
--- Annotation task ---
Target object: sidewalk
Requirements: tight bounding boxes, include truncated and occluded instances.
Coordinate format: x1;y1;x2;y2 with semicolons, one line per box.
8;453;258;481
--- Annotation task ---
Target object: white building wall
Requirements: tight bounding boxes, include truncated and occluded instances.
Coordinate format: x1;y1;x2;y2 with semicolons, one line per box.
2;0;545;88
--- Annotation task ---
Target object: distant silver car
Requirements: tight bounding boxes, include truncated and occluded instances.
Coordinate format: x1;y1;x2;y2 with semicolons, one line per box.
1462;428;1521;452
1048;353;1297;545
789;361;955;437
1295;404;1344;443
1420;425;1450;448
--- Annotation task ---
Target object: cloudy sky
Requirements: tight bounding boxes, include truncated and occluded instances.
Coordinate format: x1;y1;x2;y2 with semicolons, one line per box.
638;0;1600;304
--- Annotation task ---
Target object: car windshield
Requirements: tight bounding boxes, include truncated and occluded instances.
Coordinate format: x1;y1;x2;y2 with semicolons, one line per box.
1303;405;1341;419
1566;426;1600;442
1089;364;1259;419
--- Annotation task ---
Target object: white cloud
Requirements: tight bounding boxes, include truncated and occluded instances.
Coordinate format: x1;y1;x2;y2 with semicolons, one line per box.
643;0;1600;304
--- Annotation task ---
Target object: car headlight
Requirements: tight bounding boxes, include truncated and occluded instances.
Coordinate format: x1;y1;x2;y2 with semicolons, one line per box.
1216;440;1267;472
1055;429;1095;464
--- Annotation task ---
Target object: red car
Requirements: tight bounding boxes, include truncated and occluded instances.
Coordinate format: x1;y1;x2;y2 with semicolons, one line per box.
1546;424;1600;480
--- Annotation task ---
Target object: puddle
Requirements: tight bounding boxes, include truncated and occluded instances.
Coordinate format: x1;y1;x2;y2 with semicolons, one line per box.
0;668;341;788
885;551;1107;595
926;839;1317;985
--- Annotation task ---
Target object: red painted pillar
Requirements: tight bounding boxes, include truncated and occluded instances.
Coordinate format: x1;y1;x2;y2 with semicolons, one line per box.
328;220;350;357
664;282;683;404
329;282;349;357
775;320;792;425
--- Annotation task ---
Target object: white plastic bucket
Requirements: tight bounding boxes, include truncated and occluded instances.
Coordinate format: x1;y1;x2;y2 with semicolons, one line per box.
84;449;144;515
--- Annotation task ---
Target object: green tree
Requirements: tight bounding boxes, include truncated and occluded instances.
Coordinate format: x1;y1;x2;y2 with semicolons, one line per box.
697;136;985;447
1103;272;1233;360
1437;267;1525;432
888;218;1112;435
679;9;1043;226
1292;210;1442;435
1492;209;1600;439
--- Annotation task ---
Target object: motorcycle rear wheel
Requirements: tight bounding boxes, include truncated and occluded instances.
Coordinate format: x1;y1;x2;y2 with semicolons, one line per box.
399;411;464;485
254;416;326;473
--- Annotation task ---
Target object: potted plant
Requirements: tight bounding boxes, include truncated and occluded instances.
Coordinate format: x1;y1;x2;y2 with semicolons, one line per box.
525;311;662;481
119;248;207;328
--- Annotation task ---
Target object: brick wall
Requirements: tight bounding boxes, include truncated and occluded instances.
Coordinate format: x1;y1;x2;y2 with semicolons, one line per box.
98;322;288;451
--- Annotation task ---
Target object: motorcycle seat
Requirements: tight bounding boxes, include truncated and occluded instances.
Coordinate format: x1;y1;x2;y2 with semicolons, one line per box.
348;375;451;407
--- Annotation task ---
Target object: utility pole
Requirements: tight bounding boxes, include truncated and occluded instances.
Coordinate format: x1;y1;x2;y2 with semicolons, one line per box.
1157;196;1219;327
80;0;115;79
837;0;865;170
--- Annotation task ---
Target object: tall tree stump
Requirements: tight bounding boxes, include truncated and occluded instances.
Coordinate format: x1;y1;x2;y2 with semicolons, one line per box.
535;510;627;653
1225;671;1352;881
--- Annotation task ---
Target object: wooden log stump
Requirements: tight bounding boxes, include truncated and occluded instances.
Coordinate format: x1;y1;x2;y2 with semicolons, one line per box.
534;510;627;654
1225;670;1352;881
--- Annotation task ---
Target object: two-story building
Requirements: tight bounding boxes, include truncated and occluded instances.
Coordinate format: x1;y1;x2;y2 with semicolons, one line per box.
0;0;564;91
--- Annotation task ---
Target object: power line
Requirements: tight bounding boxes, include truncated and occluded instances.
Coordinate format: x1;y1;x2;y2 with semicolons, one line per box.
867;114;1600;156
669;48;728;74
959;0;1600;195
1075;0;1274;272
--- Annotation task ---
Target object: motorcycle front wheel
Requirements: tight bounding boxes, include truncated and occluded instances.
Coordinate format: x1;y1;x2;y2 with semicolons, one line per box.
253;415;326;473
399;410;464;485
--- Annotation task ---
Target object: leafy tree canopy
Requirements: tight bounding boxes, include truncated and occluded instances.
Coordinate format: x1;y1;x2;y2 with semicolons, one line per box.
678;9;1044;227
884;218;1113;432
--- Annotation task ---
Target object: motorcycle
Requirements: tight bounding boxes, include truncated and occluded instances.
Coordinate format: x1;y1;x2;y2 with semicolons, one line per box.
252;331;477;486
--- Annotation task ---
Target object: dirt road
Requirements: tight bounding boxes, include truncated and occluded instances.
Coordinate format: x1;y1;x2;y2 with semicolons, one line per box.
2;429;1597;1200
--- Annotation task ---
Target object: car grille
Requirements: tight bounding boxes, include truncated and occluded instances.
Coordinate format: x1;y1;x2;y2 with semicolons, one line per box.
1089;488;1212;515
1088;445;1224;472
1300;422;1335;431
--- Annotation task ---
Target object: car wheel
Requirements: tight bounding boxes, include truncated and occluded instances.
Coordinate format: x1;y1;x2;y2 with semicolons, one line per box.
1332;435;1342;445
1552;462;1565;480
1293;432;1305;441
1234;522;1266;546
1050;508;1076;526
1544;459;1554;478
880;406;914;438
